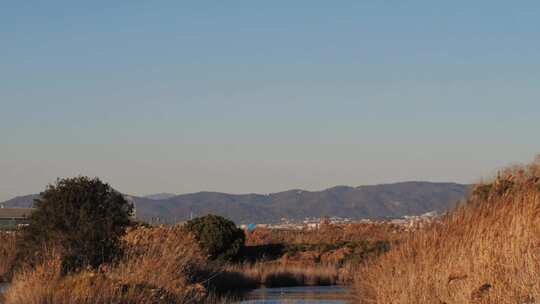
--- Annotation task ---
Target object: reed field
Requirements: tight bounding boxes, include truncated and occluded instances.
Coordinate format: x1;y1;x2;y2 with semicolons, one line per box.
3;225;208;304
0;221;399;303
0;233;16;283
221;262;339;288
354;157;540;303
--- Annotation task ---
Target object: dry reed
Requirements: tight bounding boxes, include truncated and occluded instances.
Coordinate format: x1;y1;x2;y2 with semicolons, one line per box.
355;157;540;303
3;225;209;304
222;262;340;288
0;232;16;282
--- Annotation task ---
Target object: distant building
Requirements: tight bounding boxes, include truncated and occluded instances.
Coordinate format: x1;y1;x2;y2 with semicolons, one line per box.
307;222;320;230
0;207;34;229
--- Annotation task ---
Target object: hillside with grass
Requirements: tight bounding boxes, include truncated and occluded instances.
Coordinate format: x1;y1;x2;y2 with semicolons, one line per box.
354;156;540;303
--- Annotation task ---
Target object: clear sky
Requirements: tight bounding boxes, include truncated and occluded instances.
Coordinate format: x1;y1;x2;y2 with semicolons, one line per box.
1;1;540;201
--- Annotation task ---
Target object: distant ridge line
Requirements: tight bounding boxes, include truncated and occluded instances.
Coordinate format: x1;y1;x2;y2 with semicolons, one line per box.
1;181;469;224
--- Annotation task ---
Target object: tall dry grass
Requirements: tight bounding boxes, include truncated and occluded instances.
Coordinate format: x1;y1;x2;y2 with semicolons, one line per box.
0;232;16;282
221;262;340;288
242;223;398;286
355;157;540;303
4;225;209;304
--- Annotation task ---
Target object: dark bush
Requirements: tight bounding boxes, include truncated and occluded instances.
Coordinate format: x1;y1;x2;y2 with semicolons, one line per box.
238;244;285;262
18;176;133;272
184;214;245;261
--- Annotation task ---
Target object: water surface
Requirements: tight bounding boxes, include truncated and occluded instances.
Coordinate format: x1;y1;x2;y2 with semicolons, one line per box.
239;285;350;304
0;283;9;294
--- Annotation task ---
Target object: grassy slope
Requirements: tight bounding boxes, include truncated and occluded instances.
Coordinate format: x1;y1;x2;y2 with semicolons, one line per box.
355;159;540;303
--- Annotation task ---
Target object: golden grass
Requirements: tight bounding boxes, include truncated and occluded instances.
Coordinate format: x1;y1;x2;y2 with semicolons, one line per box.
355;157;540;303
0;232;16;283
3;223;368;303
242;223;399;287
3;225;209;304
221;262;340;288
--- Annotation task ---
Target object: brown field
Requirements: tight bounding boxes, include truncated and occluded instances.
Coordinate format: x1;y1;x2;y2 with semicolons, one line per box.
355;158;540;303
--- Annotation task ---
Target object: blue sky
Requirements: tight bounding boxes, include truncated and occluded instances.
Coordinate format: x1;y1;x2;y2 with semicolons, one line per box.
1;1;540;200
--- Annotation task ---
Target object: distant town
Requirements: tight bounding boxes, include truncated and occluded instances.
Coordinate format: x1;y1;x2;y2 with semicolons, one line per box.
1;202;438;232
239;211;438;231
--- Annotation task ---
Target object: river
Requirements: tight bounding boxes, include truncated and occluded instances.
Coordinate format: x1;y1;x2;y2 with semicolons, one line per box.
0;283;8;294
238;285;350;303
0;283;351;303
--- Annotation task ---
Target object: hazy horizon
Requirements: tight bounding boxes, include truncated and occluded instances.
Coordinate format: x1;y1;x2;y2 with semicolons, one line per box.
2;2;540;201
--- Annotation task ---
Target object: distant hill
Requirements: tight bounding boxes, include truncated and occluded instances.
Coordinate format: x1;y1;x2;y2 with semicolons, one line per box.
1;194;40;208
144;193;178;200
1;182;469;224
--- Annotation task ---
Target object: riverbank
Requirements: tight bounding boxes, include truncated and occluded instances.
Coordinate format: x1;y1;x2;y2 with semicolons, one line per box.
204;224;399;294
0;220;398;303
0;177;403;304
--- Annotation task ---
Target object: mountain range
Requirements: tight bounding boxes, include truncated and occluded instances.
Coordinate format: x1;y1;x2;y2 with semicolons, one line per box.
1;181;469;224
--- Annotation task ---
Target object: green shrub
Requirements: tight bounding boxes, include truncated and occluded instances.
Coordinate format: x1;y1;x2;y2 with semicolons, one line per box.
17;176;133;272
184;215;245;261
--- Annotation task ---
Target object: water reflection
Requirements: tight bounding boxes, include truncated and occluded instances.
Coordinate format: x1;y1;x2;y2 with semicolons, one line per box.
0;283;9;294
239;286;349;304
